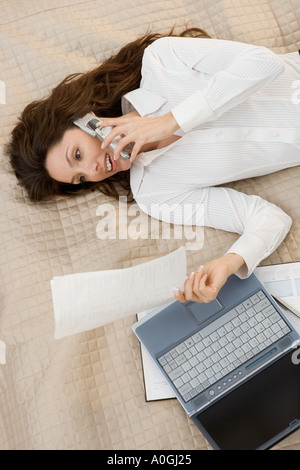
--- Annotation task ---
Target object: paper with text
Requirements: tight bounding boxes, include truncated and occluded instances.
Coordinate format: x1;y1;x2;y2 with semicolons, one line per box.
255;263;300;334
138;307;176;401
140;345;175;401
51;247;186;339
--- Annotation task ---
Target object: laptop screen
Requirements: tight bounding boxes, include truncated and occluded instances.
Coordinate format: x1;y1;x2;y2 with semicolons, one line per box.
193;349;300;450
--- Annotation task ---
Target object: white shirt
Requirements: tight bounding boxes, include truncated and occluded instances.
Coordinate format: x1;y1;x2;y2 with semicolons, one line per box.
121;37;300;277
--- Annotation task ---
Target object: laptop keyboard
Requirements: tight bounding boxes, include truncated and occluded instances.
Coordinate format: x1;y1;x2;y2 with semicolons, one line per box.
157;290;291;403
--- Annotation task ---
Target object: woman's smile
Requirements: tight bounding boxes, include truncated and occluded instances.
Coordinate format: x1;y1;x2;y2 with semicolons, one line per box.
105;152;118;173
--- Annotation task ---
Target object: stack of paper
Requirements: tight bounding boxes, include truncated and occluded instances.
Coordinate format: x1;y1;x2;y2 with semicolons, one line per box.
255;263;300;334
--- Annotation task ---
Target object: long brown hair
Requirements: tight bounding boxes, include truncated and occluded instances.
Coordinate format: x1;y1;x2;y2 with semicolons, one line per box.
5;27;210;202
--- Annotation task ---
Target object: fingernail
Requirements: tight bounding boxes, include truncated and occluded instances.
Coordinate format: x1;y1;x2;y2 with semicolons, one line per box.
188;272;195;280
197;265;204;273
101;143;104;149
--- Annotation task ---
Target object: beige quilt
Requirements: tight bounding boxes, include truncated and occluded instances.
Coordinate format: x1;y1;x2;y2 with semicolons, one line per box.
1;0;300;450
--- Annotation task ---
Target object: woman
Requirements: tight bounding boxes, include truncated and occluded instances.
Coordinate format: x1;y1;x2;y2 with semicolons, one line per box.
6;28;300;304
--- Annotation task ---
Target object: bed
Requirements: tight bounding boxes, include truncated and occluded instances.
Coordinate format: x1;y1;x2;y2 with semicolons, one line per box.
0;0;300;450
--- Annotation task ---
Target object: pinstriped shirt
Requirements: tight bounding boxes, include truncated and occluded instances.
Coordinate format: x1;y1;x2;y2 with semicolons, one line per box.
121;37;300;276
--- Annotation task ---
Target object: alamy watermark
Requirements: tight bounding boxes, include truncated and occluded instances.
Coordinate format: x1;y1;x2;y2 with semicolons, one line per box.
0;80;6;105
291;347;300;365
95;196;205;251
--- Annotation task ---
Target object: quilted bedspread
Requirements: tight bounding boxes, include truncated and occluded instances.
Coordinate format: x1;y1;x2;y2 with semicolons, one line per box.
1;0;300;450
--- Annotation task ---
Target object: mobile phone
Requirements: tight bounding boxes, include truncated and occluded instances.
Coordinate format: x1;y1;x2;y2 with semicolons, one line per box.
73;113;132;160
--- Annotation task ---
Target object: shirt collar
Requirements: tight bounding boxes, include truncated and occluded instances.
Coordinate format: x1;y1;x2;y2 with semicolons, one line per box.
129;147;165;197
122;88;167;117
122;88;178;198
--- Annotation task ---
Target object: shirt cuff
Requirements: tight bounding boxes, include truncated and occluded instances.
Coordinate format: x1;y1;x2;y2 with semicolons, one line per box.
226;209;292;278
225;234;268;279
171;90;214;133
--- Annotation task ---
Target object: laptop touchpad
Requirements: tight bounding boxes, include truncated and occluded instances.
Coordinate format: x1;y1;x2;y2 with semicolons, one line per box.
185;298;224;326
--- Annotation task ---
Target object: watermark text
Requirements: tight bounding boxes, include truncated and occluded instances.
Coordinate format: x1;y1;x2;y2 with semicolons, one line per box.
292;347;300;365
96;196;204;251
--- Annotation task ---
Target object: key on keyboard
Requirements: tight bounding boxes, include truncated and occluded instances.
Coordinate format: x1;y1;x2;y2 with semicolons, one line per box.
158;290;291;402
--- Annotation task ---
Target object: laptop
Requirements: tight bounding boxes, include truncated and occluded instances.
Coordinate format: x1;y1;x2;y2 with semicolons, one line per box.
132;273;300;450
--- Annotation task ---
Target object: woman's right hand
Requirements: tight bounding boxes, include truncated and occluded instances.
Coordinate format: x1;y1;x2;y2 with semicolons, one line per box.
98;111;179;162
174;253;245;304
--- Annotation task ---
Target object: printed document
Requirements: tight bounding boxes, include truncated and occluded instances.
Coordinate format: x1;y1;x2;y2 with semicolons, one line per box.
51;247;186;339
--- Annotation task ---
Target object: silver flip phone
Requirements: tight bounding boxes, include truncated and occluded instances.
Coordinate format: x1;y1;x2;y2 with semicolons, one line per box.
73;113;132;161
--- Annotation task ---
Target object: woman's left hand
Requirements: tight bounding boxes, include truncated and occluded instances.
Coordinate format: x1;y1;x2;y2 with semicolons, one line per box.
98;111;179;162
174;254;245;303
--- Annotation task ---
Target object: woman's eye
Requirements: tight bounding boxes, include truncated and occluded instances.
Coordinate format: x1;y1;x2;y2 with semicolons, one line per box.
74;148;81;160
79;174;86;183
